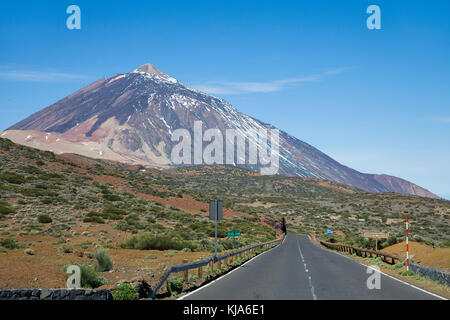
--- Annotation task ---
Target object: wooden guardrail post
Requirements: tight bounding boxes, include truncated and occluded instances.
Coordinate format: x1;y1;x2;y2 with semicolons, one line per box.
149;238;284;299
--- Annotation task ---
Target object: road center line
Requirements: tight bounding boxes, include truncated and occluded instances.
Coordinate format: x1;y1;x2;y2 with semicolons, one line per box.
297;239;317;300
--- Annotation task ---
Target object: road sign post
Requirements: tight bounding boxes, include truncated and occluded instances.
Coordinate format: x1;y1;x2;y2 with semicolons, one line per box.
210;200;223;256
227;230;241;248
363;232;389;251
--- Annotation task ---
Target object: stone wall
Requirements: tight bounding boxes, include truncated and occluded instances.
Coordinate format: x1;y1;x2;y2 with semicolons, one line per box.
409;263;450;286
0;289;113;300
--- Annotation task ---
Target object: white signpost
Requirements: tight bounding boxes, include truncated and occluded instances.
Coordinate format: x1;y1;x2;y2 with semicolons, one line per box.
209;200;223;256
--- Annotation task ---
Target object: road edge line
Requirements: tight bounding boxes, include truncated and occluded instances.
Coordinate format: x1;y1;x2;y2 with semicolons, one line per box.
177;235;287;300
312;238;447;300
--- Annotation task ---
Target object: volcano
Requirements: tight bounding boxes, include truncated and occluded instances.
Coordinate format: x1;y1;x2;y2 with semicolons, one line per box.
1;63;439;198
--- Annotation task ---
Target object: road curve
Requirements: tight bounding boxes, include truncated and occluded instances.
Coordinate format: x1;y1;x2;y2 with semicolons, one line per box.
181;234;442;300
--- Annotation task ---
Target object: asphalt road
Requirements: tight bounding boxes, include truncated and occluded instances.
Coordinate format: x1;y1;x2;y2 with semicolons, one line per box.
181;234;443;300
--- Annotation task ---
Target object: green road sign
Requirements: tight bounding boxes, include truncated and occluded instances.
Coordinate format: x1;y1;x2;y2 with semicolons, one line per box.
227;230;240;237
227;230;240;248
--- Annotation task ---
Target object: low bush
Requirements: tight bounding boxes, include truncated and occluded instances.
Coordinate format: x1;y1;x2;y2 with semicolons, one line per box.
167;278;184;295
63;263;106;289
0;172;25;184
113;283;139;300
62;245;73;253
121;233;197;251
0;201;15;214
102;205;127;220
37;214;52;224
83;216;105;224
94;249;113;272
102;193;122;202
0;238;21;249
398;270;415;277
442;239;450;248
40;198;54;205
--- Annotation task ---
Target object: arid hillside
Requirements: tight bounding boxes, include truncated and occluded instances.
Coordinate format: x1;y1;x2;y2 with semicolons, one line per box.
0;137;448;291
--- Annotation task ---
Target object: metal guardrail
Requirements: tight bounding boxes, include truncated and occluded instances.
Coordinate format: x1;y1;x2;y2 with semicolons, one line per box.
320;240;401;265
148;236;285;299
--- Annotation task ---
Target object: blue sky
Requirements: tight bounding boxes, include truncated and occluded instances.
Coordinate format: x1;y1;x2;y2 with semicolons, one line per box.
0;0;449;198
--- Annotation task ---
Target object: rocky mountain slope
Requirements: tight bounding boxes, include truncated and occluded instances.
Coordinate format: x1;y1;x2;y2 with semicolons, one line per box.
1;63;439;198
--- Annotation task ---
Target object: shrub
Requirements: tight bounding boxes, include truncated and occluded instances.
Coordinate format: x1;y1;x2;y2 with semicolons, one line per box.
94;249;113;272
121;233;197;251
0;201;15;214
74;203;87;210
145;254;157;259
102;193;122;202
102;205;127;219
442;239;450;248
113;283;139;300
167;278;184;295
387;235;398;246
62;245;73;253
398;270;415;277
83;216;105;224
63;263;105;289
0;238;21;249
40;198;54;205
0;172;25;184
37;214;52;224
20;188;58;197
53;238;67;245
391;262;403;270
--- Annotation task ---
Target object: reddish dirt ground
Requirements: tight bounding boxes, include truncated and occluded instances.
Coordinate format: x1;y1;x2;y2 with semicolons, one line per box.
92;174;252;219
0;221;211;290
302;178;355;194
382;241;450;270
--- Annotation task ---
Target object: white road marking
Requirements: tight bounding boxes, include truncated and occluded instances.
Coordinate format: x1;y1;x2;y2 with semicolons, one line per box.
314;238;447;300
297;240;317;300
178;238;285;300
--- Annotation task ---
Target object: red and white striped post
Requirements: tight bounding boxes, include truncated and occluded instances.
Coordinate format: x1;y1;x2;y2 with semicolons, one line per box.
406;213;409;271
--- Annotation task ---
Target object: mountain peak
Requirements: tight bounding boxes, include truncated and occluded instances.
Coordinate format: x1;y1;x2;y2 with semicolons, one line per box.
2;64;439;199
134;63;161;74
132;63;177;83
